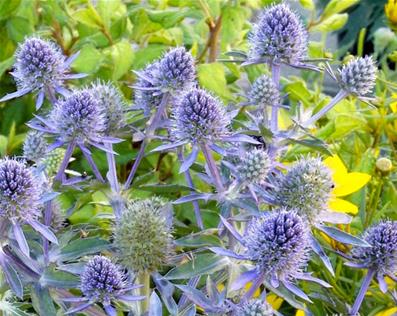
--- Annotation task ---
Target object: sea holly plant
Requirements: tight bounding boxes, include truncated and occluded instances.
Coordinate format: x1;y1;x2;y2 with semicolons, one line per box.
0;0;391;315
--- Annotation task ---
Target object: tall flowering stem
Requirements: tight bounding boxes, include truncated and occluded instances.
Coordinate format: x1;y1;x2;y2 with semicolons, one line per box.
139;271;151;313
270;62;281;133
81;150;105;183
54;140;76;182
200;143;224;193
125;93;170;189
350;269;375;316
177;148;203;228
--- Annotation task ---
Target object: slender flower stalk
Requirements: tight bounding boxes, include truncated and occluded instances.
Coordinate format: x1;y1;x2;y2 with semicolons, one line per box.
201;142;225;193
270;62;281;133
54;140;76;182
177;148;203;228
125;93;170;188
81;149;105;183
139;271;151;313
350;269;376;316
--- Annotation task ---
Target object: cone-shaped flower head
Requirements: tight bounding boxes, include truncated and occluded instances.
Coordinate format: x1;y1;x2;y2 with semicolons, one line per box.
238;299;275;316
134;62;163;115
81;256;126;305
114;197;174;272
23;130;48;163
249;75;280;108
0;158;41;222
13;37;66;93
158;47;195;92
172;88;230;144
249;3;308;65
244;209;310;281
273;157;333;224
90;81;127;136
239;148;270;186
50;89;106;143
351;221;397;277
43;148;66;176
339;56;377;96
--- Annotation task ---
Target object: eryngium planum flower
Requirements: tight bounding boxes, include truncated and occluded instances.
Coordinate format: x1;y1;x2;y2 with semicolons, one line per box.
81;256;126;305
339;56;377;96
351;221;397;278
249;3;308;65
23;130;48;163
50;89;106;144
248;75;280;108
90;81;127;136
0;158;41;222
237;299;275;316
113;197;174;272
244;210;310;281
172;88;230;144
0;37;82;108
158;47;195;92
239;148;270;186
273;157;333;224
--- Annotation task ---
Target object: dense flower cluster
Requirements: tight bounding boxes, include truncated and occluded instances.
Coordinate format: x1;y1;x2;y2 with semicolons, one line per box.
23;130;48;163
238;299;275;316
239;148;270;185
248;75;280;108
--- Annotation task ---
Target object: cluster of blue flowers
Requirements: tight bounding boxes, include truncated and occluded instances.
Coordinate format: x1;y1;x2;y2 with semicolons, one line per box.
0;2;389;316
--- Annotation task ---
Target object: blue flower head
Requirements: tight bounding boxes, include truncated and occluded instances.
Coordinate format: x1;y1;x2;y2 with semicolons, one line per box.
249;3;308;65
248;75;280;108
23;130;48;163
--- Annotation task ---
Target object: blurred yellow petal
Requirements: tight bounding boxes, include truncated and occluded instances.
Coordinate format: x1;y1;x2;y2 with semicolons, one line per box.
333;172;371;197
376;307;397;316
324;155;347;175
267;293;283;310
296;310;305;316
329;198;358;214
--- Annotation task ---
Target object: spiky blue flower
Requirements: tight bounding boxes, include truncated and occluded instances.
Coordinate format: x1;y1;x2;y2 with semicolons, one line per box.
248;75;280;108
157;47;196;92
23;130;48;163
0;158;41;222
172;88;230;144
239;148;271;186
50;89;106;144
90;81;127;136
351;221;397;279
244;210;310;281
249;3;308;65
339;56;377;97
272;157;334;224
0;37;83;108
238;299;275;316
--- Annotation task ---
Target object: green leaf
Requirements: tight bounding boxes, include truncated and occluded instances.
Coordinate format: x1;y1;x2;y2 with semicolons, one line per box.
107;39;134;80
0;56;14;79
0;0;21;21
300;0;315;10
175;230;221;248
0;135;7;156
312;13;348;32
71;44;104;74
147;9;187;28
139;183;193;193
6;17;34;42
31;285;57;316
165;253;229;280
197;63;232;100
132;44;166;70
72;4;104;29
57;237;110;261
322;0;359;19
40;268;80;288
220;5;247;49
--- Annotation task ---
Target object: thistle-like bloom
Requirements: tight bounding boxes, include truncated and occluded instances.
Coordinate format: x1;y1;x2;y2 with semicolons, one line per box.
248;75;280;108
43;148;66;176
238;299;275;316
172;88;230;144
113;197;174;272
65;256;143;316
249;3;308;66
23;130;48;163
50;89;106;144
272;157;334;224
239;148;270;186
157;47;196;92
90;81;127;136
0;37;84;109
0;158;57;256
339;56;377;97
211;210;330;302
347;221;397;315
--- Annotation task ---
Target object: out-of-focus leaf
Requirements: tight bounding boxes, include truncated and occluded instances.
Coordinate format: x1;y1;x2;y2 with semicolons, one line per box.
300;0;315;10
107;40;134;80
0;135;7;156
175;231;221;248
71;44;104;74
165;253;229;280
147;10;187;28
312;13;348;32
0;56;14;79
139;183;193;193
0;0;21;20
6;17;34;42
72;4;104;29
197;63;232;100
322;0;359;19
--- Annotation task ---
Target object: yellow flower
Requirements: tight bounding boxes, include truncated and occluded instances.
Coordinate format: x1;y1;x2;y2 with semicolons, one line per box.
296;309;305;316
385;0;397;27
267;293;283;310
376;307;397;316
324;155;371;215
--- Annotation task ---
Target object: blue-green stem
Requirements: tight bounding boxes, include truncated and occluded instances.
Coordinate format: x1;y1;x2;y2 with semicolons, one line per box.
200;142;224;193
350;269;375;316
270;62;281;133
